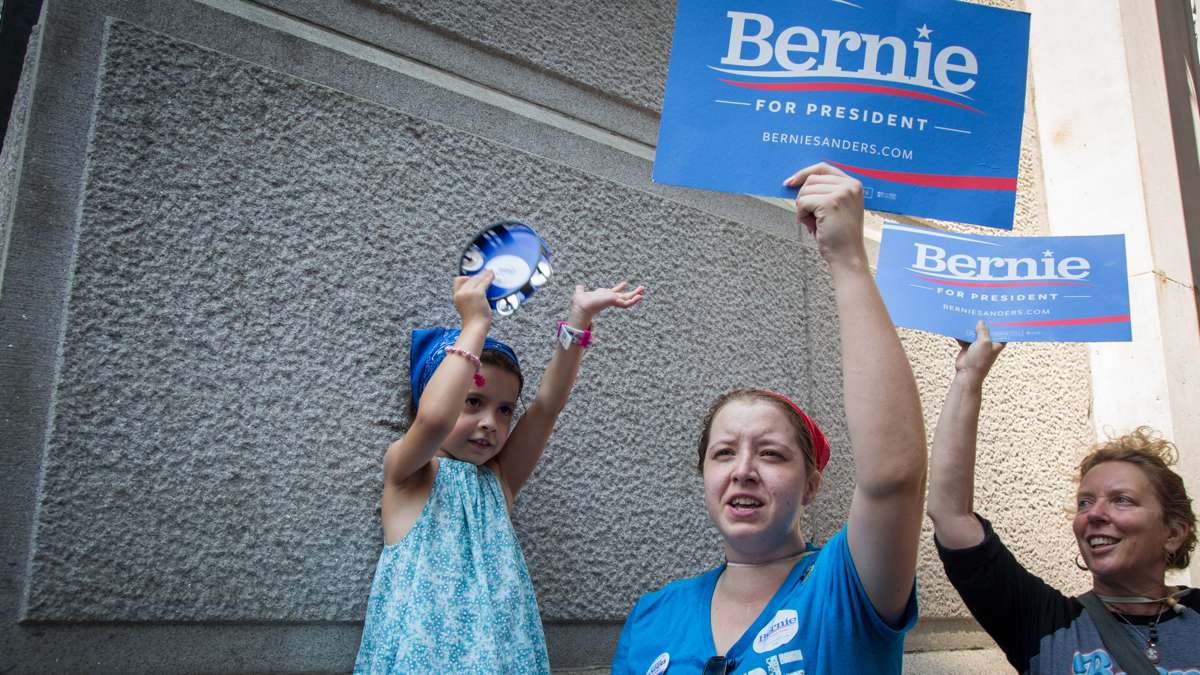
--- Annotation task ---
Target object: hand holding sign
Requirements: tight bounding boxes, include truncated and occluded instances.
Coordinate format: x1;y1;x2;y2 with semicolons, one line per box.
784;162;867;269
953;321;1006;386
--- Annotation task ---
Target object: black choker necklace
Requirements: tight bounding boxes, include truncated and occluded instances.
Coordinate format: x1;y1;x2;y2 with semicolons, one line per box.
724;550;810;568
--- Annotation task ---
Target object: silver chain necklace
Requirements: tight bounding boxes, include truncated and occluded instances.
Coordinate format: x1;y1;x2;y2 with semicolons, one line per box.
1108;601;1166;664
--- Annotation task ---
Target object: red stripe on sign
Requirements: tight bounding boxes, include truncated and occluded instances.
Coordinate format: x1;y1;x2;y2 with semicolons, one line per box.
915;275;1090;288
717;79;985;114
831;162;1018;191
994;315;1131;327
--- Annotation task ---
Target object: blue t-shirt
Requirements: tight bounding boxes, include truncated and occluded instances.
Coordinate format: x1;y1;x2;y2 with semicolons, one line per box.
612;527;916;675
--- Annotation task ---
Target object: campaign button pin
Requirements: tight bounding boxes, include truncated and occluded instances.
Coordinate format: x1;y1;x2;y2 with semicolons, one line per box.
646;652;669;675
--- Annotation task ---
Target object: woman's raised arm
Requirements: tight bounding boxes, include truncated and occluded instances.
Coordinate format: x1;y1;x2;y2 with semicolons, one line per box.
927;320;1005;549
784;162;926;624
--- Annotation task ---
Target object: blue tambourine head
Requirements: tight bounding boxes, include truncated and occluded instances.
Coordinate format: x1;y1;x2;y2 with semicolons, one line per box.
458;221;552;317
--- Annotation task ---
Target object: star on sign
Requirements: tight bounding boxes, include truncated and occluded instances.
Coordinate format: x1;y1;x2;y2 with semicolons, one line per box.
1042;249;1054;257
916;24;933;40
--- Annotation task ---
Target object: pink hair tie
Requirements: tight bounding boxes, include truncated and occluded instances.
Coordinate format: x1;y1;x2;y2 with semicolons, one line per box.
444;346;486;387
765;391;830;471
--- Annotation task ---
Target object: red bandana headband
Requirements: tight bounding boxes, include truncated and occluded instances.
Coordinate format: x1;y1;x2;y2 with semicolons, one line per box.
765;391;831;472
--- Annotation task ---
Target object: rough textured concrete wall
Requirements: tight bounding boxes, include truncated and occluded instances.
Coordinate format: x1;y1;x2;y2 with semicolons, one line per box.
360;0;673;112
0;0;1095;671
23;17;826;622
0;2;40;291
0;3;828;669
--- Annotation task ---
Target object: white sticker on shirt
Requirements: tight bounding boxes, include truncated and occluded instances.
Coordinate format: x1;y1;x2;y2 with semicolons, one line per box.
645;651;669;675
779;649;803;665
753;609;800;653
752;649;806;675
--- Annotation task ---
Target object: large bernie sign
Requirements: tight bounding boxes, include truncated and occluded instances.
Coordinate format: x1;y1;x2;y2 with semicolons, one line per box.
654;0;1031;229
876;223;1132;343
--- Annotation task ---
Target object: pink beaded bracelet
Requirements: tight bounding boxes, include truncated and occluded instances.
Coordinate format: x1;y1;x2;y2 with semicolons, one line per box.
444;346;486;387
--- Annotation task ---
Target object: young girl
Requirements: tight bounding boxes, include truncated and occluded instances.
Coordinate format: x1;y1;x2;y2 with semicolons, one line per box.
354;270;644;674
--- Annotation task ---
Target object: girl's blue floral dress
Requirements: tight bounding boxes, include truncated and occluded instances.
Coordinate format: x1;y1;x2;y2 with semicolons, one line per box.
354;458;550;674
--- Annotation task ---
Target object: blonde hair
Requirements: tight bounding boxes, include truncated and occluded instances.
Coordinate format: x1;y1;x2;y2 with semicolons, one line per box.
1077;427;1196;569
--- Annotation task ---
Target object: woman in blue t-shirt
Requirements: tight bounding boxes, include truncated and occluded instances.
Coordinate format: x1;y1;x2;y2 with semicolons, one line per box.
613;164;926;675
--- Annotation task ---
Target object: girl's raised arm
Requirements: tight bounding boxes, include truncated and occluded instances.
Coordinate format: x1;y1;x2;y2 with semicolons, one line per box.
784;162;925;624
383;271;494;487
927;320;1006;549
495;282;644;497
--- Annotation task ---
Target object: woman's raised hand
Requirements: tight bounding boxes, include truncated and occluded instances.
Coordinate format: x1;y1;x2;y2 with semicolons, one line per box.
954;320;1006;384
782;162;867;269
452;270;495;329
567;282;646;327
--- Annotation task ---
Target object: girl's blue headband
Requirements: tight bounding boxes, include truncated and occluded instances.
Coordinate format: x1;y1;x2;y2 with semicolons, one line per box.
409;328;519;409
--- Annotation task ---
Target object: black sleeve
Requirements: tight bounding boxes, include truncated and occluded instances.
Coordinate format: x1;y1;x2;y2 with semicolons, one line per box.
936;514;1082;674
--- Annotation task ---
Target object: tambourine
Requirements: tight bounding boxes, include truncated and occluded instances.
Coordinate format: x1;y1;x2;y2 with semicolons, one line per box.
459;221;552;317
